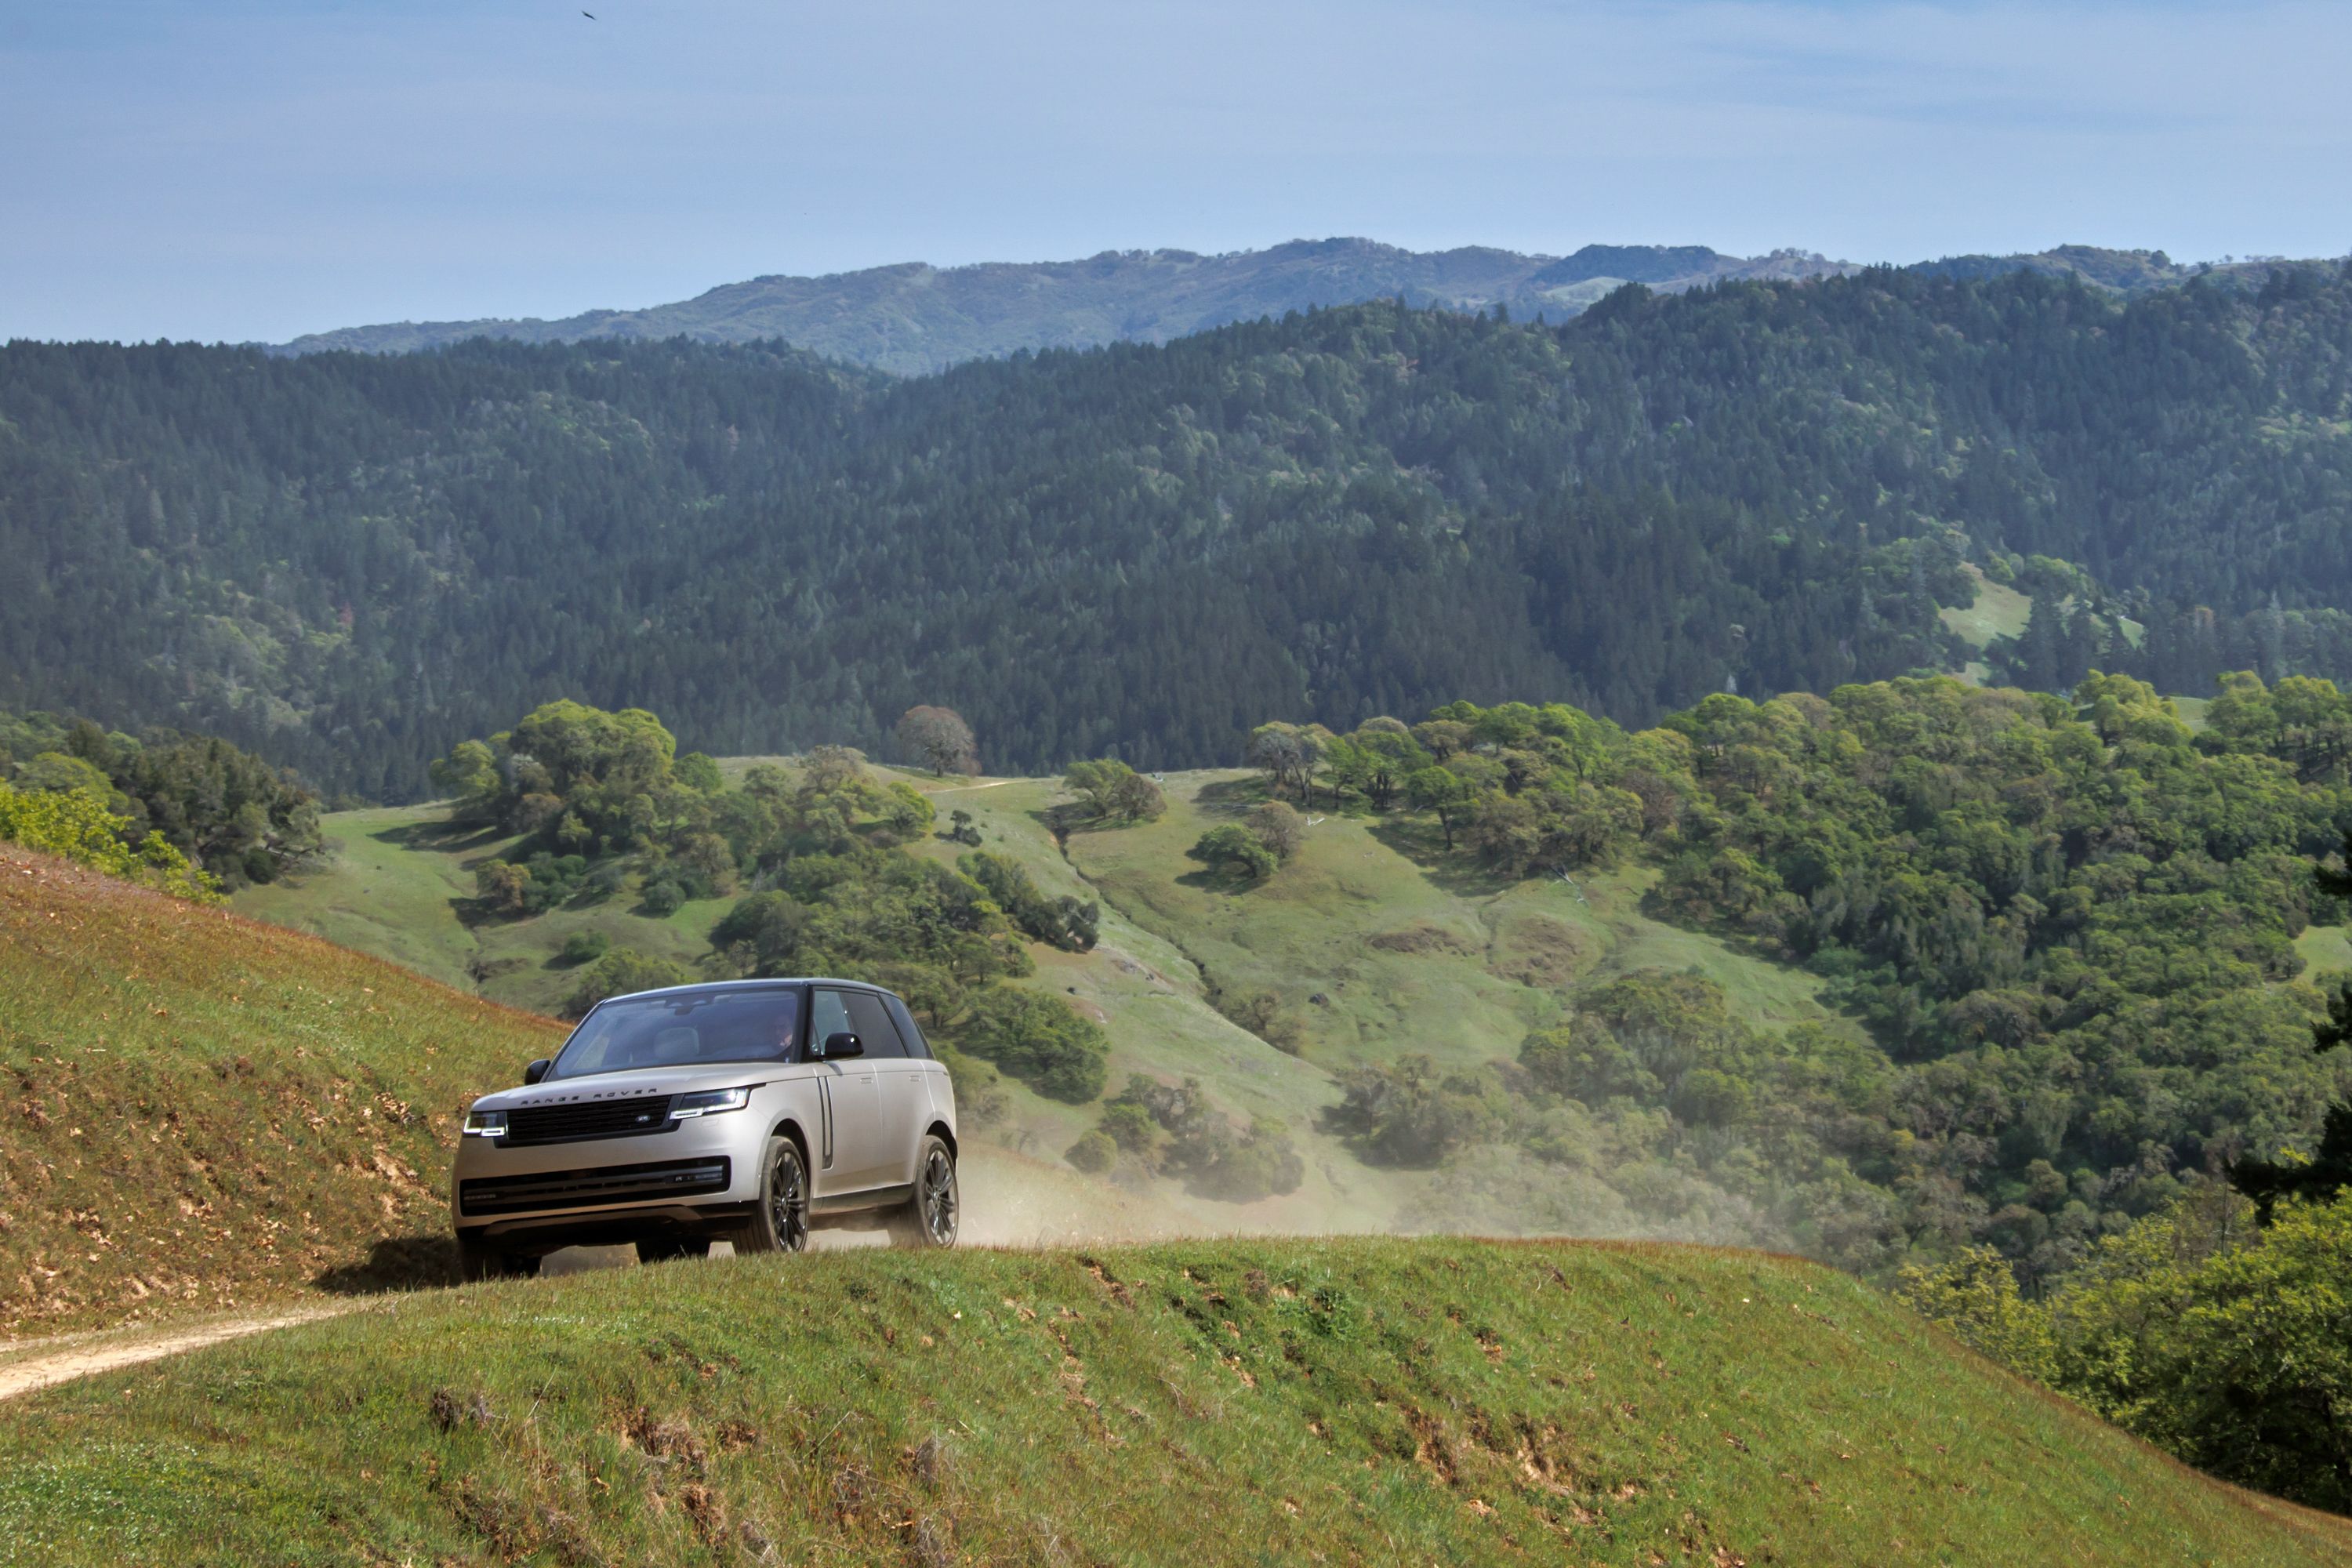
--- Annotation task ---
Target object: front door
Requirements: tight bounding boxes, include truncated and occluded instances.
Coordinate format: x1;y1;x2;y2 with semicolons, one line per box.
809;988;885;1192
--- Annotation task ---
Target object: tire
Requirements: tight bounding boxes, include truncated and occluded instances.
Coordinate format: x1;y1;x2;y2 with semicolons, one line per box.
887;1136;959;1250
456;1234;542;1282
727;1135;811;1255
634;1237;713;1265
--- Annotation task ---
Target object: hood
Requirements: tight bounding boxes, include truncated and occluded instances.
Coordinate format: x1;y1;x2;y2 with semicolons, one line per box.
470;1063;779;1112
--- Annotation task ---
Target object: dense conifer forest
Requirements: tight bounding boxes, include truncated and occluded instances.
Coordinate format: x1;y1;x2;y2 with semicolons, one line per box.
6;263;2352;797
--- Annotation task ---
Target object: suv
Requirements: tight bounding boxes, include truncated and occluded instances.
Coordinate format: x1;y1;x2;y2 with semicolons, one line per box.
449;978;958;1279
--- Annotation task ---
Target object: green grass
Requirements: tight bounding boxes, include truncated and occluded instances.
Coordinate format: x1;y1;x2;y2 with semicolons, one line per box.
0;844;1270;1342
2;1236;2344;1566
232;766;1869;1236
1939;564;2034;652
1036;770;1853;1076
236;808;718;1016
0;846;564;1338
2296;923;2352;976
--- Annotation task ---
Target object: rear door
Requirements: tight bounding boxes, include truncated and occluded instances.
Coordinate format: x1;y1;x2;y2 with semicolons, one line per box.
808;988;885;1194
842;989;925;1191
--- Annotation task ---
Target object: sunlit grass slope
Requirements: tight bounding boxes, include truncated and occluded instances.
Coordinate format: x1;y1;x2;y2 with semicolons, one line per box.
234;807;724;1016
3;1236;2345;1566
973;769;1855;1074
0;847;562;1338
233;765;1871;1235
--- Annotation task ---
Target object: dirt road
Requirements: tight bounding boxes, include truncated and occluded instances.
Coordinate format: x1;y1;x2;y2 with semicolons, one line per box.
0;1305;354;1402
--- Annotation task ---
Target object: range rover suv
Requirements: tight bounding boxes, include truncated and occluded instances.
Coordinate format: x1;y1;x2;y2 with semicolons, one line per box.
450;978;958;1279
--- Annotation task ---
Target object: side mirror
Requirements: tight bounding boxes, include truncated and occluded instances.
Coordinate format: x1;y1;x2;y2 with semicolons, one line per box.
523;1058;553;1085
819;1031;864;1060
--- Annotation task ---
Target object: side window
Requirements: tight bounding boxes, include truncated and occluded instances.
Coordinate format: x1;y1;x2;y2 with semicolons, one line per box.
843;990;907;1058
884;994;932;1059
810;989;855;1052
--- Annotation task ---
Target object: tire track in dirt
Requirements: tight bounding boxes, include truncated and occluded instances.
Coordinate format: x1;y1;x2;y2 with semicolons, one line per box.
0;1305;354;1401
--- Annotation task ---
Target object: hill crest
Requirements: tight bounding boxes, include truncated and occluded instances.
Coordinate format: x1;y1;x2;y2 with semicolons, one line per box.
274;235;1851;372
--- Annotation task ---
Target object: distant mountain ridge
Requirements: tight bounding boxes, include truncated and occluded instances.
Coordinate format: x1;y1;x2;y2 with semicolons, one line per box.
276;238;2332;376
278;238;1853;373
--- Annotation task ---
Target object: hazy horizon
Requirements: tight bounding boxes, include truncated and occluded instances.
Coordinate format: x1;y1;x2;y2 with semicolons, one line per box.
6;1;2349;345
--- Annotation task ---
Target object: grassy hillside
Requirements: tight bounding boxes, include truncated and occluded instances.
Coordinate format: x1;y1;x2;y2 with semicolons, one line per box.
232;808;724;1015
0;845;563;1338
2;1236;2344;1566
235;764;1867;1243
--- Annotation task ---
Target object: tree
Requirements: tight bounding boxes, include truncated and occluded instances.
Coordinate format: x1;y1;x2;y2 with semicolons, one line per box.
1063;757;1164;822
1405;765;1475;849
955;988;1109;1102
1321;1054;1500;1167
475;859;532;917
564;948;695;1018
898;706;978;776
1065;1130;1117;1174
1190;823;1276;882
1242;800;1304;862
1246;722;1323;800
2234;827;2352;1217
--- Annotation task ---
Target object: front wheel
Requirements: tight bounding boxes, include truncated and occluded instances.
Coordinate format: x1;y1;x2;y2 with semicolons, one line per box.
887;1137;959;1250
727;1136;811;1255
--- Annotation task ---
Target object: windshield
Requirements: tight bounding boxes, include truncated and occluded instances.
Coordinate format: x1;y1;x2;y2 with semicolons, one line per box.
550;986;800;1080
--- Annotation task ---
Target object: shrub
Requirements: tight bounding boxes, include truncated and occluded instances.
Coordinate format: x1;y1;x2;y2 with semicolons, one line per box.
1190;824;1276;882
1064;1130;1118;1174
1243;801;1304;862
1321;1054;1501;1167
0;781;220;902
954;988;1109;1103
557;929;612;967
960;851;1097;951
934;1042;1011;1128
564;948;695;1017
1196;1117;1306;1203
1062;759;1165;824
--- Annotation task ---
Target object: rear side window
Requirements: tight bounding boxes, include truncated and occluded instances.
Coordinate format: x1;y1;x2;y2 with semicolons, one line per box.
841;990;908;1058
884;994;933;1059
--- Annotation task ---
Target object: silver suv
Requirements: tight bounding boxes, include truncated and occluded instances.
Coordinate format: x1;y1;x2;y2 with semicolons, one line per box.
449;978;958;1279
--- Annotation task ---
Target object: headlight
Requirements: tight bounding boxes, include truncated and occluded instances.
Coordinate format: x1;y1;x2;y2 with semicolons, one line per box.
463;1107;509;1138
672;1086;753;1119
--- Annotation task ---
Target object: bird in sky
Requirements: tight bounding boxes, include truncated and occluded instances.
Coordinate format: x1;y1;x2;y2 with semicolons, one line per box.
582;9;596;17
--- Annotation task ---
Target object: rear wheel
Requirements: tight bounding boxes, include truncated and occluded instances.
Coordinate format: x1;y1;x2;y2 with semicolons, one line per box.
634;1236;712;1265
456;1234;542;1282
887;1136;958;1250
726;1136;810;1255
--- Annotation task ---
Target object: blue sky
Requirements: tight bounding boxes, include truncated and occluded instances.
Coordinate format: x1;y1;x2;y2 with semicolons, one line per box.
4;1;2346;343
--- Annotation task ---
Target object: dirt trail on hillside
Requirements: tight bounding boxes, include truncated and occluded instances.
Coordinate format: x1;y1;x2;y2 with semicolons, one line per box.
0;1305;354;1403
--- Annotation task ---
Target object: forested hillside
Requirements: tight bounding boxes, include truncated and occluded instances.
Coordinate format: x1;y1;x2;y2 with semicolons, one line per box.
9;263;2352;797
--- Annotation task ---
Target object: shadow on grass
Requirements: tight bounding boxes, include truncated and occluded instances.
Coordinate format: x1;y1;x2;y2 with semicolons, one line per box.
314;1235;459;1294
1174;865;1267;895
1363;815;1520;898
1192;776;1270;809
369;816;506;854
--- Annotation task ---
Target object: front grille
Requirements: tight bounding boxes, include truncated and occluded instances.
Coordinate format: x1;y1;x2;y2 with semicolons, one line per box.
459;1157;731;1217
503;1094;674;1146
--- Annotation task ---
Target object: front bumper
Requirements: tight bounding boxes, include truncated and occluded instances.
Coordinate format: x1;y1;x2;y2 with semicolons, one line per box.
450;1112;764;1247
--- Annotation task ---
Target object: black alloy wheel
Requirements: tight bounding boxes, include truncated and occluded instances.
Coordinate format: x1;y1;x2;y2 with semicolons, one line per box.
890;1136;959;1250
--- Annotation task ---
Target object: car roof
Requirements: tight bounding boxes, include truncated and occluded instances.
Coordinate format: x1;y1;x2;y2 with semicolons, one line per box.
598;977;892;1007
